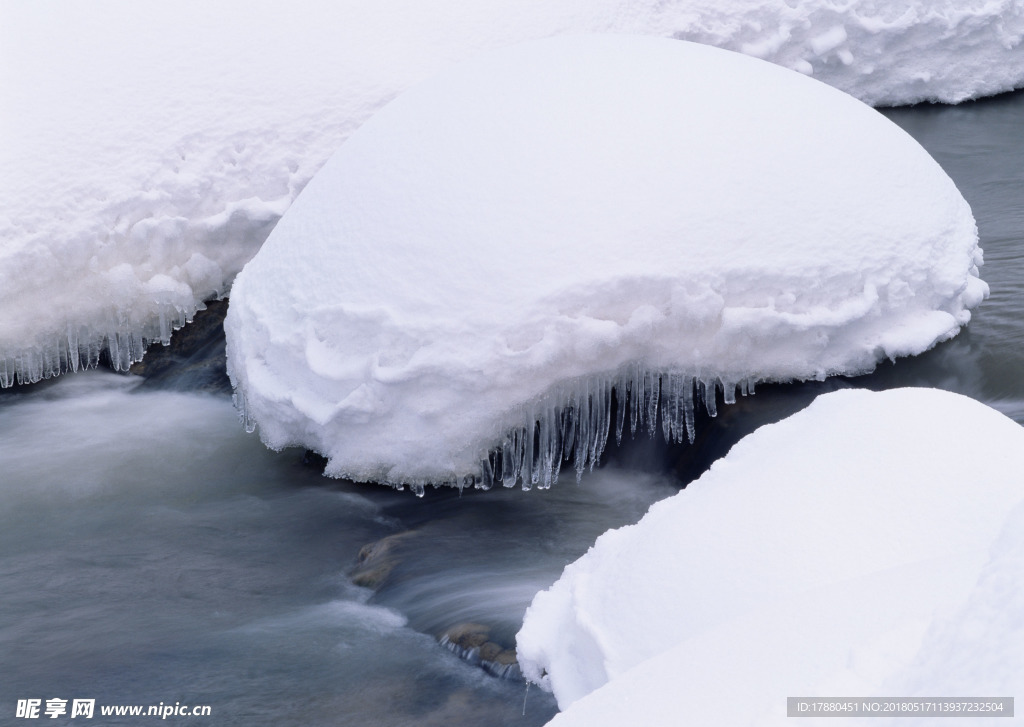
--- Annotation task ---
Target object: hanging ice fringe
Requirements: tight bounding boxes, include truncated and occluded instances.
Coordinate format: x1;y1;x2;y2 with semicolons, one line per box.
465;367;757;493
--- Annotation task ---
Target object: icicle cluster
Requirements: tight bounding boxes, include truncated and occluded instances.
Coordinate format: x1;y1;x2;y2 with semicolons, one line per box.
473;368;755;494
379;369;755;496
0;304;198;388
232;366;756;497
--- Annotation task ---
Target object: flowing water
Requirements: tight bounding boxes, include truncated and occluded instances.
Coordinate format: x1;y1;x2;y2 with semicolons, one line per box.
1;90;1023;725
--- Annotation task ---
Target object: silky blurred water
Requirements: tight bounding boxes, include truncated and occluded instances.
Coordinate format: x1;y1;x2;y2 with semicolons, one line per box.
0;373;681;725
1;90;1022;726
880;92;1024;414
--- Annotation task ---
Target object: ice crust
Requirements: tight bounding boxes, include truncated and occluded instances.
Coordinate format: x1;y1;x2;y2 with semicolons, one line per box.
2;1;1019;388
515;388;1024;722
225;35;985;489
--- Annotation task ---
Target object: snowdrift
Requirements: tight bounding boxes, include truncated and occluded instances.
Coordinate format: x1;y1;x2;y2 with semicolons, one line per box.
515;387;1024;724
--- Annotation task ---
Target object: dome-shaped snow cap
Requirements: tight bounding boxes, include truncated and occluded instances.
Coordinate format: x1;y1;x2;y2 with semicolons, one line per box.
225;35;985;491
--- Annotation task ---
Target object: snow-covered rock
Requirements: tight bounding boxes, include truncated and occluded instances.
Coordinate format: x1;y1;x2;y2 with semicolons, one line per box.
2;0;1019;387
659;0;1024;107
515;388;1024;724
225;35;985;489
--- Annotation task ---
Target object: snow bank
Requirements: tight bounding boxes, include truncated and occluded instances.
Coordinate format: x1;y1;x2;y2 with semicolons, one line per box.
225;35;984;489
2;1;1019;388
661;0;1024;107
876;502;1024;711
515;388;1024;724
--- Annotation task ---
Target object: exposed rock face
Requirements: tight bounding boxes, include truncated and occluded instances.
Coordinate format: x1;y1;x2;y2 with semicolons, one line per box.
129;299;232;394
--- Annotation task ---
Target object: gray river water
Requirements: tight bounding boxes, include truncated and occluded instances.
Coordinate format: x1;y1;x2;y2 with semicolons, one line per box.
1;90;1022;726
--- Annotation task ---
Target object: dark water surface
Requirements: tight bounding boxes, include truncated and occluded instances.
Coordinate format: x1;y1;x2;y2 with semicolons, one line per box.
881;92;1024;413
1;90;1022;726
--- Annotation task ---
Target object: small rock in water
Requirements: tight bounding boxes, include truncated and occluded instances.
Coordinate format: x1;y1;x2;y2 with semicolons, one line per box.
349;531;419;589
440;622;521;680
349;536;522;679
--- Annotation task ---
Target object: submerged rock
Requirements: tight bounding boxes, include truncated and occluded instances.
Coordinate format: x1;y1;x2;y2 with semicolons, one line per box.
351;533;522;680
350;531;420;589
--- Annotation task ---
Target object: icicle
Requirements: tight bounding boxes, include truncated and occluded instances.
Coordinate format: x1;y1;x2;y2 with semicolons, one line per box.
630;363;641;436
594;379;611;468
586;378;600;470
530;411;547;487
679;375;690;443
158;308;169;344
446;366;762;490
562;393;577;463
234;392;257;433
723;379;737;405
574;379;590;481
540;406;559;489
660;374;674;443
479;456;494;490
683;376;696;444
706;379;717;417
549;404;562;486
645;371;660;437
614;378;627;446
86;338;100;369
107;330;120;371
670;374;685;443
130;328;144;368
512;427;524;487
536;410;549;489
500;432;514;488
41;344;56;381
522;415;535;491
515;426;526;484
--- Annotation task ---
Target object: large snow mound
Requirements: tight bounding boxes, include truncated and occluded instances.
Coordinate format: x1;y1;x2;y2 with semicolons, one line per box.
225;35;986;489
2;1;1019;388
515;387;1024;723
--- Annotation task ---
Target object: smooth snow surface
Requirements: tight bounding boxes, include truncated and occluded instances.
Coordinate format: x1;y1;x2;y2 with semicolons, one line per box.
515;388;1024;724
226;35;984;488
2;1;1019;388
